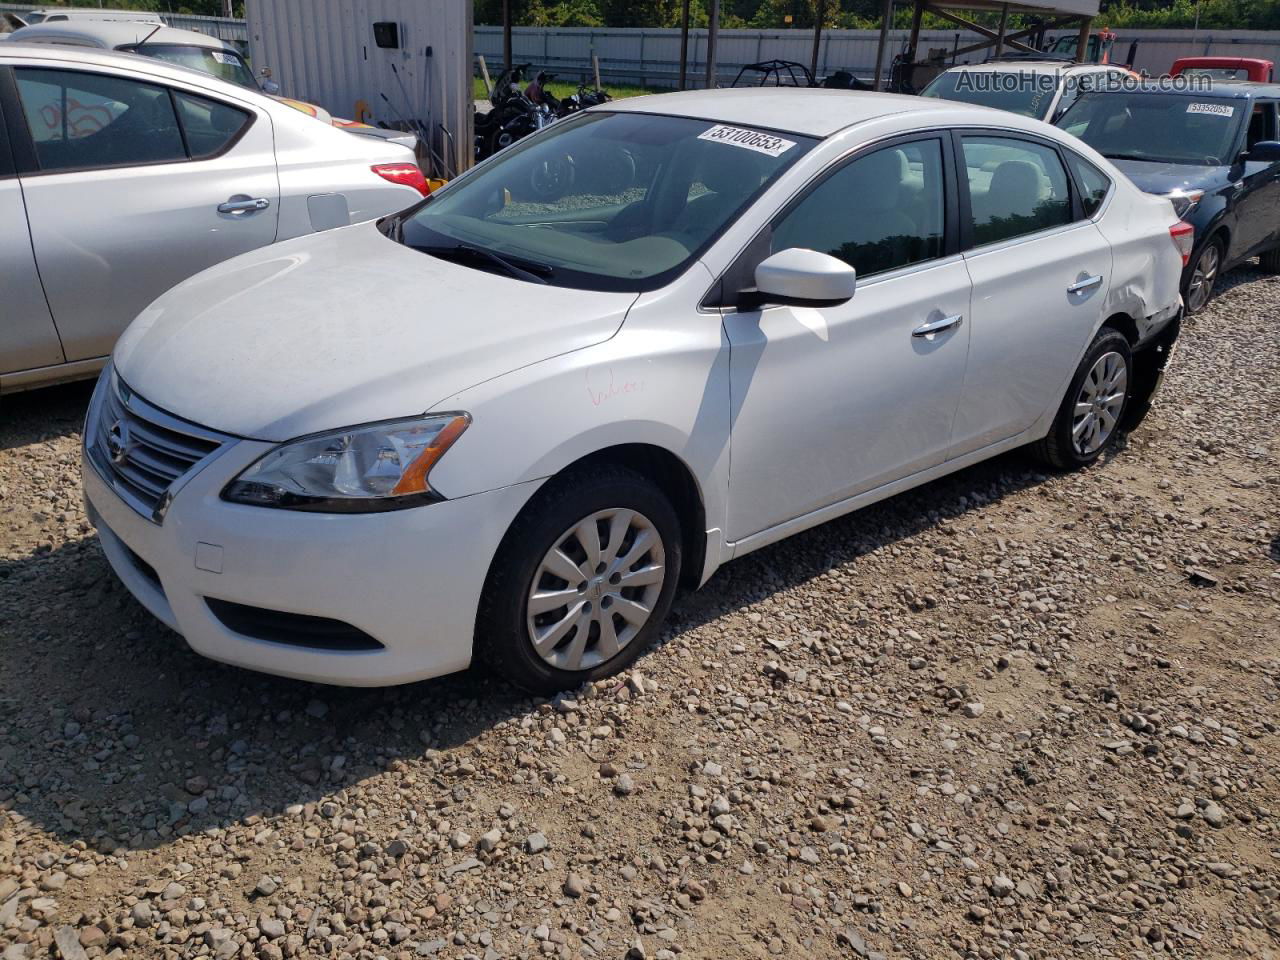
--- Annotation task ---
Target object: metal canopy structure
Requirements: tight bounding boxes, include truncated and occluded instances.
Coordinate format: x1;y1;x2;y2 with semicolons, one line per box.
875;0;1103;90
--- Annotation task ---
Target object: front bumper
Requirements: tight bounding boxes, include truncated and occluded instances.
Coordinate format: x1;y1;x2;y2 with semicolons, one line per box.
83;434;540;687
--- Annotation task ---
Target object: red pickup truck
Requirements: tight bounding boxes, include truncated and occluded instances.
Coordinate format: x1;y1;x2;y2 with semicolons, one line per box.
1170;57;1275;82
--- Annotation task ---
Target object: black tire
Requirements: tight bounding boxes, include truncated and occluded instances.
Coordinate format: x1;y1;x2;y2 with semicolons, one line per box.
1182;237;1223;314
475;465;682;696
1032;328;1133;471
1259;246;1280;274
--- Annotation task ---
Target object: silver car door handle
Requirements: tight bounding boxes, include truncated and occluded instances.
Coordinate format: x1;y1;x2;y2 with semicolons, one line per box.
1067;274;1104;294
912;314;963;338
217;197;270;214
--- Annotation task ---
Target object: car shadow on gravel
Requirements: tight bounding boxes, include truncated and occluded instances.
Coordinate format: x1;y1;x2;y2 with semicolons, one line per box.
0;440;1071;853
0;379;95;451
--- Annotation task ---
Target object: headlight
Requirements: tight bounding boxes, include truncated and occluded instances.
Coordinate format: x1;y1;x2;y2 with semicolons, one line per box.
1164;189;1204;220
222;413;469;512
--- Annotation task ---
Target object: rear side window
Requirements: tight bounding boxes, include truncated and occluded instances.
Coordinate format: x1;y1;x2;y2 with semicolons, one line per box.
772;138;946;277
962;135;1072;246
15;67;185;171
174;91;250;158
1065;151;1111;217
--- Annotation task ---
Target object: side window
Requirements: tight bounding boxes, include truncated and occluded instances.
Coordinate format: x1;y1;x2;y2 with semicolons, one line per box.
15;67;185;172
1064;151;1111;218
772;139;946;278
962;135;1072;246
174;91;250;159
1246;101;1278;149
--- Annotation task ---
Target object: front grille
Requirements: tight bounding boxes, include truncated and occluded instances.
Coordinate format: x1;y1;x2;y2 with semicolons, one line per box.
205;599;385;651
87;372;229;523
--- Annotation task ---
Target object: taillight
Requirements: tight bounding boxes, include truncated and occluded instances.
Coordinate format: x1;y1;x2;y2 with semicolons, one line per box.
372;163;430;197
1169;221;1194;267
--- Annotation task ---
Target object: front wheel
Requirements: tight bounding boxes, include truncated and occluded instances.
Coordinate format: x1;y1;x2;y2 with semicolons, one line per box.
476;466;682;695
1032;328;1132;470
1183;238;1222;314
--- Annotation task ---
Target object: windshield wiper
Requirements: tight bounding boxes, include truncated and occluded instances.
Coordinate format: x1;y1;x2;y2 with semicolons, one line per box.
412;243;552;284
1100;152;1154;162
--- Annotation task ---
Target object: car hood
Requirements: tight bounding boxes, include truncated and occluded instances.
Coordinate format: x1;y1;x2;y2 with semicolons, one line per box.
113;222;637;442
1108;159;1232;195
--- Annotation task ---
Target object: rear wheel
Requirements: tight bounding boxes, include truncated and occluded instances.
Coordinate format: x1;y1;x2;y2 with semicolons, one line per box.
476;466;681;695
1032;328;1132;470
1259;246;1280;274
1183;238;1222;314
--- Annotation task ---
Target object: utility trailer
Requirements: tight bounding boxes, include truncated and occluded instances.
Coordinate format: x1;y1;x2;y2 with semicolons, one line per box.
246;0;474;180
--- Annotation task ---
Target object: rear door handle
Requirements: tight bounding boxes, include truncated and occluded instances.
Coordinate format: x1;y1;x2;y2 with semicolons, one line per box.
912;314;963;338
1068;274;1104;294
217;197;270;214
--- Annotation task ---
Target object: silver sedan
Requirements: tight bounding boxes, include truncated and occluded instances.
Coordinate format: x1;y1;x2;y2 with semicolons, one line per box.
0;43;429;394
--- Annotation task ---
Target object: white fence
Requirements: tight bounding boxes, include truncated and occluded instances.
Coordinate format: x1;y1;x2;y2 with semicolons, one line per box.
2;7;1277;88
475;25;1280;87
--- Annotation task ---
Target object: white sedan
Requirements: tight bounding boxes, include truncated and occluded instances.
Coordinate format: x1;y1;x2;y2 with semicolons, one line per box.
82;89;1186;692
0;43;428;394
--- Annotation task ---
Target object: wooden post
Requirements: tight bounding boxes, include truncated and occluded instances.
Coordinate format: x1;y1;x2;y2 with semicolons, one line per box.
906;0;924;65
1075;16;1092;62
592;53;601;91
478;54;492;97
502;0;512;73
810;0;827;80
705;0;720;90
678;0;690;90
995;3;1009;57
872;0;893;91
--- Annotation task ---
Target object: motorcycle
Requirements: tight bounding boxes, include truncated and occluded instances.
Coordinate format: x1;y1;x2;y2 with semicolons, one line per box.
474;63;556;162
558;81;612;115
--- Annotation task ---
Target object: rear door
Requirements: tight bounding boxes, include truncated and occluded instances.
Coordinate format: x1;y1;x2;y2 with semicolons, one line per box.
949;131;1112;456
0;68;63;377
5;61;279;362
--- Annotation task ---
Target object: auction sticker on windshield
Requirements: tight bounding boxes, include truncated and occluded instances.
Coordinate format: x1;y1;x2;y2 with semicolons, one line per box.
1187;102;1235;117
698;125;796;157
211;51;239;65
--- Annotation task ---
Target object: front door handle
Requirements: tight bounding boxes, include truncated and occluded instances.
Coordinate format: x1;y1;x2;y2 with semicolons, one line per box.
217;197;270;214
1068;274;1104;294
912;314;963;338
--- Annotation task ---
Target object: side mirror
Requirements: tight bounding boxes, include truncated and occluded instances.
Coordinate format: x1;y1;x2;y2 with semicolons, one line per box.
261;79;281;95
750;248;856;307
1246;140;1280;164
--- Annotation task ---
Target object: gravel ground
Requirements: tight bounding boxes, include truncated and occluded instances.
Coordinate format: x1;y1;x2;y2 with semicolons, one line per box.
2;266;1279;960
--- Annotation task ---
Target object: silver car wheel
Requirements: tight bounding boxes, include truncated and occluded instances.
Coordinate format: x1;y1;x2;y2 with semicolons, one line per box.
1187;243;1219;312
525;508;666;672
1072;350;1127;456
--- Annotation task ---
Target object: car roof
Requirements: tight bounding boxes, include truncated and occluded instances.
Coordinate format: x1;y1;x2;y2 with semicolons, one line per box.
8;20;231;50
1108;80;1280;99
945;60;1122;74
604;87;1027;138
0;41;262;94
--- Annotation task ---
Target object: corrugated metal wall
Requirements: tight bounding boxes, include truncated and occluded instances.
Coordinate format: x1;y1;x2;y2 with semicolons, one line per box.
245;0;473;178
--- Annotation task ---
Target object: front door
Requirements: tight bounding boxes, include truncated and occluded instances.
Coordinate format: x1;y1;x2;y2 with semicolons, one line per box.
8;63;279;361
0;108;63;377
1235;99;1280;258
724;136;971;542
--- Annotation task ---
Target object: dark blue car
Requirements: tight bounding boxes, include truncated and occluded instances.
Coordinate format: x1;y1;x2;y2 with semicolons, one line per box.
1057;82;1280;312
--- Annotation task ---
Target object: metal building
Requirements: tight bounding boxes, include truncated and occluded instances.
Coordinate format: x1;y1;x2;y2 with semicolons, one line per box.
246;0;473;178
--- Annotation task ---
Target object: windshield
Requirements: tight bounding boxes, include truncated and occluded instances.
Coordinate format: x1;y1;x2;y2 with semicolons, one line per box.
1057;92;1245;166
1180;66;1252;81
920;70;1059;119
396;111;815;291
131;43;258;91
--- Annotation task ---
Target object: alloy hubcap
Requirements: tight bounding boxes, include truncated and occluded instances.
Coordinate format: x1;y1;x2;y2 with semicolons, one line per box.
1188;245;1218;312
1072;350;1127;456
526;508;665;672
